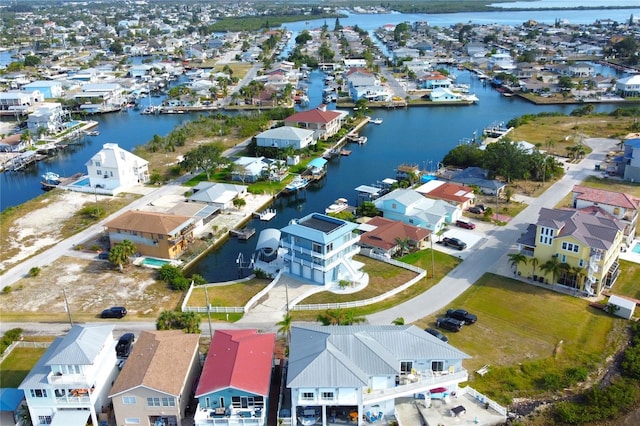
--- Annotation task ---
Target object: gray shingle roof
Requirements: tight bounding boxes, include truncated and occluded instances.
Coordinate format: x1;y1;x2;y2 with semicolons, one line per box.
536;208;624;250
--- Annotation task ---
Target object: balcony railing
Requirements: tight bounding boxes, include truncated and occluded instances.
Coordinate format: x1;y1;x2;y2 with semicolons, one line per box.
361;369;468;404
48;373;88;385
55;395;91;405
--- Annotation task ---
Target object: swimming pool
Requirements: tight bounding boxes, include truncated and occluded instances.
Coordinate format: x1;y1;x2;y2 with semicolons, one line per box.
632;242;640;255
66;120;81;128
75;177;90;187
142;257;172;267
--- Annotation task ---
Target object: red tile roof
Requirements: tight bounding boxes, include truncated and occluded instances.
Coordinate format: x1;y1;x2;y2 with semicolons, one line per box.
421;181;474;204
195;330;275;397
360;217;430;250
285;106;341;124
573;185;640;210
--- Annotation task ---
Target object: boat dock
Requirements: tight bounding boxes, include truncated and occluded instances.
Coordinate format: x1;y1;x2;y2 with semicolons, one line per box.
230;227;256;240
255;209;277;221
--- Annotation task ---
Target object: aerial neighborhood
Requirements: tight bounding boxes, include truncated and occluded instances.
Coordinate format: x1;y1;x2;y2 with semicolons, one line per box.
3;1;640;426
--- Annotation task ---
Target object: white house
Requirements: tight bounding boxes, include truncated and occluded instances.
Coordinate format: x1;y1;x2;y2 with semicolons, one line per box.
255;126;315;150
85;143;149;193
616;75;640;97
22;80;64;99
19;325;119;426
187;182;247;211
26;102;65;134
287;325;470;426
0;90;41;113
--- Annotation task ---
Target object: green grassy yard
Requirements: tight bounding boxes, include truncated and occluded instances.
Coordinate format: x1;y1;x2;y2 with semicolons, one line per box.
0;347;47;388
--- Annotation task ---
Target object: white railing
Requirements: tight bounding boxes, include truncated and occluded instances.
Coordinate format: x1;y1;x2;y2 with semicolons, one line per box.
363;370;468;404
55;395;91;405
0;340;50;363
457;386;507;416
48;373;88;385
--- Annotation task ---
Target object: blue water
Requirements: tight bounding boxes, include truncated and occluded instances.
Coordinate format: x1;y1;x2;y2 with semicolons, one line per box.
75;177;90;187
143;257;171;267
632;243;640;255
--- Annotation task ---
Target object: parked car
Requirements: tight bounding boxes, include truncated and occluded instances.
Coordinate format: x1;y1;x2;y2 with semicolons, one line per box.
441;237;467;250
116;333;134;357
455;219;475;229
101;306;127;319
97;251;110;260
424;328;449;343
446;308;478;325
436;317;463;332
468;206;484;214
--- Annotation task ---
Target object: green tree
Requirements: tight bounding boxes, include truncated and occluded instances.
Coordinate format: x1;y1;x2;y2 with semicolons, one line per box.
156;310;201;333
232;197;246;210
180;143;226;180
392;317;405;325
529;257;539;279
540;256;564;286
109;240;137;271
23;55;41;67
276;313;292;347
508;253;527;277
395;237;411;257
317;309;365;325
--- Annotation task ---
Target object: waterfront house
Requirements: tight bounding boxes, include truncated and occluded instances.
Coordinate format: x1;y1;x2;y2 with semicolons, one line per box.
19;324;119;426
187;182;247;211
104;210;196;259
280;213;363;286
343;59;367;69
374;188;461;234
284;105;345;140
230;156;283;183
22;80;64;99
516;207;624;295
255;126;316;150
286;324;470;426
616;75;640;97
109;331;201;426
572;185;639;246
418;71;451;90
86;143;150;193
75;83;126;113
415;180;476;211
429;87;465;102
0;90;40;113
193;330;275;426
358;216;431;257
438;167;506;196
621;138;640;182
0;134;30;152
26;102;65;135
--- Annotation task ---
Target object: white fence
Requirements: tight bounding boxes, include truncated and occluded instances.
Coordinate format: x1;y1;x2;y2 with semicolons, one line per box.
292;254;426;311
1;340;51;362
458;386;507;416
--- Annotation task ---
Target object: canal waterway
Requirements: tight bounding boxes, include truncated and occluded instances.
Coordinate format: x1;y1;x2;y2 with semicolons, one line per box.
1;8;638;281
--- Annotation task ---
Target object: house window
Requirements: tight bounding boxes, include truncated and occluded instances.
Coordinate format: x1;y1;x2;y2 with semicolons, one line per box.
95;161;101;167
579;259;584;267
162;397;176;407
613;207;620;215
38;416;52;424
400;361;413;374
392;203;397;210
326;242;333;252
157;234;163;240
147;397;161;407
124;418;140;424
432;361;444;372
321;391;335;401
253;396;264;407
97;170;102;175
312;243;322;254
110;171;114;177
30;389;47;398
122;396;136;405
561;242;580;253
561;255;566;263
301;392;315;401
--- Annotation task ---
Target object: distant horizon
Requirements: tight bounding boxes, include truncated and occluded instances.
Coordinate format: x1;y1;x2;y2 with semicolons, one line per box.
491;0;640;9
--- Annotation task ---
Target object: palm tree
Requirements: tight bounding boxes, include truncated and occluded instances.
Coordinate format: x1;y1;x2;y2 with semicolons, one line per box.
570;266;588;291
540;256;564;286
508;253;527;277
394;237;411;257
276;313;292;350
317;309;365;325
109;239;137;272
529;257;539;279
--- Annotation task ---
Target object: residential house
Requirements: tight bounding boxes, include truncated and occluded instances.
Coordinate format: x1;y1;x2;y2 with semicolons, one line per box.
284;105;345;140
516;207;624;295
19;325;119;426
0;134;30;152
415;180;476;211
22;80;64;99
286;324;470;425
187;182;247;211
109;331;201;426
85;143;150;193
429;87;475;103
231;156;282;184
358;216;431;257
572;185;639;246
280;213;363;286
0;388;25;426
26;102;65;135
0;90;40;113
104;210;196;259
621;138;640;182
343;59;367;69
418;72;451;90
75;83;126;113
374;188;461;234
193;330;275;426
616;75;640;97
438;167;506;196
255;126;316;150
345;68;391;102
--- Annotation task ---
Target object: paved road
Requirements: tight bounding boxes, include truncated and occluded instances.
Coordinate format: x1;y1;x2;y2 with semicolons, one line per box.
1;138;616;337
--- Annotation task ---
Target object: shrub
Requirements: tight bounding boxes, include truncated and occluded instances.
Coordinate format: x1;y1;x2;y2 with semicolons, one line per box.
2;285;12;294
28;266;41;277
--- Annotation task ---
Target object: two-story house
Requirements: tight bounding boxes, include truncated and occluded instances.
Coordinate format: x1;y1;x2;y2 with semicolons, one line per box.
255;126;316;150
193;330;275;426
373;188;461;234
19;325;119;426
104;210;196;259
516;207;625;295
621;138;640;182
86;143;149;194
280;213;363;286
286;325;470;426
284;105;345;141
572;185;639;246
109;330;201;426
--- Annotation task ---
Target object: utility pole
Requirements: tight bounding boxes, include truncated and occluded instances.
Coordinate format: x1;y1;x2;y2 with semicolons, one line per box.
430;236;435;280
204;284;213;341
62;288;73;326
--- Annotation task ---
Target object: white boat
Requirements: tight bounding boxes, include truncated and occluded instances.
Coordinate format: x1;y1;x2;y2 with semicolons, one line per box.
85;130;100;136
371;117;383;125
298;409;320;426
357;136;367;144
285;175;309;192
325;198;349;214
40;172;61;190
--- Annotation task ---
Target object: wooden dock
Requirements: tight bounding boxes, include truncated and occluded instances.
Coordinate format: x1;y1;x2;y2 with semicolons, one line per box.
230;228;256;240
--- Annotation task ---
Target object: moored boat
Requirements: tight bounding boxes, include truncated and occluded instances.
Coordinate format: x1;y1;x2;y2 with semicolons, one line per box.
325;198;349;214
40;171;61;191
284;175;309;192
370;117;383;125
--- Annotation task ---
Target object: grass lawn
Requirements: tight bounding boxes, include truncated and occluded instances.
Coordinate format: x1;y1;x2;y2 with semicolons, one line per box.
0;347;47;388
414;273;625;405
291;251;461;321
186;279;269;308
612;260;640;299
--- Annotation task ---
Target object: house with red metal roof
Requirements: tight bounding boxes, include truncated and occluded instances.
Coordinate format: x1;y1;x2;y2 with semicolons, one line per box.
359;216;431;257
572;185;639;246
415;180;476;211
193;330;275;426
283;104;345;140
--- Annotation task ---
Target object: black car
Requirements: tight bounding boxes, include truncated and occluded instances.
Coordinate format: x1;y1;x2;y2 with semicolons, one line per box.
116;333;134;357
441;237;467;250
101;306;127;319
446;308;478;325
468;206;484;214
97;252;110;260
436;317;464;332
425;328;449;343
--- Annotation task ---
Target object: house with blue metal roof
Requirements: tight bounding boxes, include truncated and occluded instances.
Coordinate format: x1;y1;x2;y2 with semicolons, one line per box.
280;213;363;286
18;325;119;426
623;138;640;182
286;324;470;425
22;80;64;99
